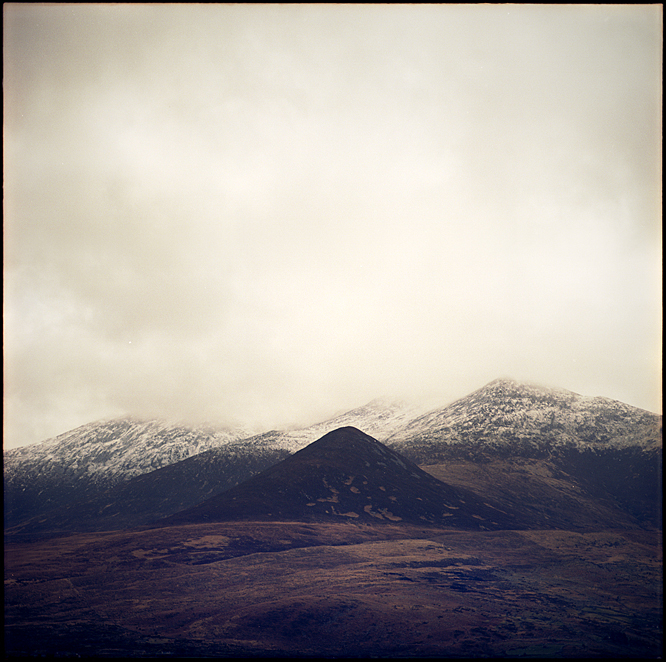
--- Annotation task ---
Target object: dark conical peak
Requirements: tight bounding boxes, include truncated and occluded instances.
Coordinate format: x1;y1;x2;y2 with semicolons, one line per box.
162;425;529;530
301;426;382;453
314;426;376;443
288;426;420;475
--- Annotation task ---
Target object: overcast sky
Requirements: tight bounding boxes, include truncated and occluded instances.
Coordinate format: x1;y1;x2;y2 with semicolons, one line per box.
3;4;662;449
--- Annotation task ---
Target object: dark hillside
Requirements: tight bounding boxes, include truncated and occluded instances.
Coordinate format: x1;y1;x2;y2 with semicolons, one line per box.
163;427;531;530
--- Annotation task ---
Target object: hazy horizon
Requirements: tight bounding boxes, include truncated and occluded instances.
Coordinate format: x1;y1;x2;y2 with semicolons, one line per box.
3;4;662;449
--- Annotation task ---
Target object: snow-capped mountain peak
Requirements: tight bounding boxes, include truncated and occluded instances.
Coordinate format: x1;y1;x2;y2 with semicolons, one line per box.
3;417;255;488
384;378;662;457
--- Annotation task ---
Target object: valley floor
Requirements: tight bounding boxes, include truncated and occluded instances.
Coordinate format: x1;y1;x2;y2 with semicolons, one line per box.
4;522;663;658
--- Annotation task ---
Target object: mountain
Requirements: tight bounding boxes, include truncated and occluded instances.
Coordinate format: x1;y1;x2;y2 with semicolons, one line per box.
4;378;661;536
4;416;257;485
4;445;291;536
4;417;254;531
162;427;530;530
385;378;662;529
3;398;424;535
385;378;661;458
5;381;662;659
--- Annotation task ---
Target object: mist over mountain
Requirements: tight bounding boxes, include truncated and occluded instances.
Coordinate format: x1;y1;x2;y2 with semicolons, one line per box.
4;378;661;538
228;396;431;453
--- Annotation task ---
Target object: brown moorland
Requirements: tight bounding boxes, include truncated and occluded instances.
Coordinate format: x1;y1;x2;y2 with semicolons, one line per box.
4;520;662;658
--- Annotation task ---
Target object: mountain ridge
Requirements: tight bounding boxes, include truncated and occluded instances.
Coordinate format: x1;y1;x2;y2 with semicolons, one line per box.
4;378;661;536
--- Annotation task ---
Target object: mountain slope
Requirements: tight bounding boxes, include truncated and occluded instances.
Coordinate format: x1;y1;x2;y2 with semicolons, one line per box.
385;378;662;529
4;445;291;537
162;427;530;530
2;399;423;533
385;378;661;458
3;418;254;530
